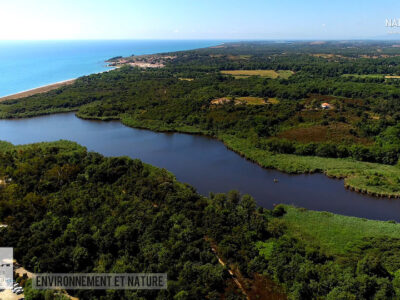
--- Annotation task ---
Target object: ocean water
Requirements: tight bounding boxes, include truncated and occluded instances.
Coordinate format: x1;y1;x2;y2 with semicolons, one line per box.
0;40;221;97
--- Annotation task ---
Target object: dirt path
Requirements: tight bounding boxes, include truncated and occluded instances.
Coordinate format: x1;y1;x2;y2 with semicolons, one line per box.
210;245;250;300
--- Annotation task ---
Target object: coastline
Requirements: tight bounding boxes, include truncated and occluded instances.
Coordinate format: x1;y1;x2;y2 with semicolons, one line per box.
0;79;76;102
0;66;118;102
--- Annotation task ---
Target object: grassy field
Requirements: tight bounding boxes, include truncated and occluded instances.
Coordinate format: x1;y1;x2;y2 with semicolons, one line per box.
236;97;266;105
221;70;293;79
281;205;400;256
220;135;400;198
267;97;280;104
221;69;279;78
227;54;252;60
276;70;294;79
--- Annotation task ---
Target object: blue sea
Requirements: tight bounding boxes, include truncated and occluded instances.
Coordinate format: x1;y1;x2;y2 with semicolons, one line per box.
0;40;222;97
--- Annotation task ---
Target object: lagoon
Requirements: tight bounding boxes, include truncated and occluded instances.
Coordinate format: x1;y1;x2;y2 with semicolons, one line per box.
1;112;400;221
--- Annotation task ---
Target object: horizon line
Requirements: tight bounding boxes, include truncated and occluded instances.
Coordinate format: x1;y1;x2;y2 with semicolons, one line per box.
1;38;400;42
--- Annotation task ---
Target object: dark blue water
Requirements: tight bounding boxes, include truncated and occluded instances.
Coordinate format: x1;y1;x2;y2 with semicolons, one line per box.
1;113;399;221
0;40;221;97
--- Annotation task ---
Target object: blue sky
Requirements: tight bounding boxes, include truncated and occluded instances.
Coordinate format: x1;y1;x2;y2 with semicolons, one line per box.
1;0;399;40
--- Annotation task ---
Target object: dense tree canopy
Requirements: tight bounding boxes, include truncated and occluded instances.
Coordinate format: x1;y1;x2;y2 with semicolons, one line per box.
1;141;400;299
2;41;400;299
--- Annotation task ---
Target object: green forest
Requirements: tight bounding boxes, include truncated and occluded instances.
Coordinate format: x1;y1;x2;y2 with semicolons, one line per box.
2;41;400;299
1;141;400;299
2;41;400;196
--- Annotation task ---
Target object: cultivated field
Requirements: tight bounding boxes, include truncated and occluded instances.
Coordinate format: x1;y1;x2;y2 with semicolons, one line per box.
221;69;294;79
236;96;266;105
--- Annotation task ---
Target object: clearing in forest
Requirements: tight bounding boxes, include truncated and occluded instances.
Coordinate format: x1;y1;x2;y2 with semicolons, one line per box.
211;96;267;106
235;97;266;105
221;69;293;79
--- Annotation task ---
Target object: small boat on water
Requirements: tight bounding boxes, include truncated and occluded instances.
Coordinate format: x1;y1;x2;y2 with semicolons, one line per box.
273;178;279;183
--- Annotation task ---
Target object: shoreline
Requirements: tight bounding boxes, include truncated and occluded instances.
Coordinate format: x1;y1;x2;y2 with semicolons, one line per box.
77;112;399;200
0;66;117;102
0;79;76;102
0;41;222;103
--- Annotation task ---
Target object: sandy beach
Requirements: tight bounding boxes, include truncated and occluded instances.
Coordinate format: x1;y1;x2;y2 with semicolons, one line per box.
0;79;76;102
0;66;118;103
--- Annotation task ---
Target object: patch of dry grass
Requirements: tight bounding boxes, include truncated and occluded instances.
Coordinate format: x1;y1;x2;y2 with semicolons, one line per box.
211;96;267;106
276;70;294;79
221;69;294;79
227;55;252;60
221;70;280;78
267;98;280;104
236;97;266;105
385;75;400;79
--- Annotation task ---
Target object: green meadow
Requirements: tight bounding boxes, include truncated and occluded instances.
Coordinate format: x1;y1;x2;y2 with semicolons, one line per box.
281;205;400;256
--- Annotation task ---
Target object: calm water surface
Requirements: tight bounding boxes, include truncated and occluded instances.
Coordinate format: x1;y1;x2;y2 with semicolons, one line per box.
1;113;399;221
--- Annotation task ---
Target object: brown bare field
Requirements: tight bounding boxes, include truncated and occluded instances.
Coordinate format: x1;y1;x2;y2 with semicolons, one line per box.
178;78;194;81
277;123;372;145
0;79;75;102
243;274;287;300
